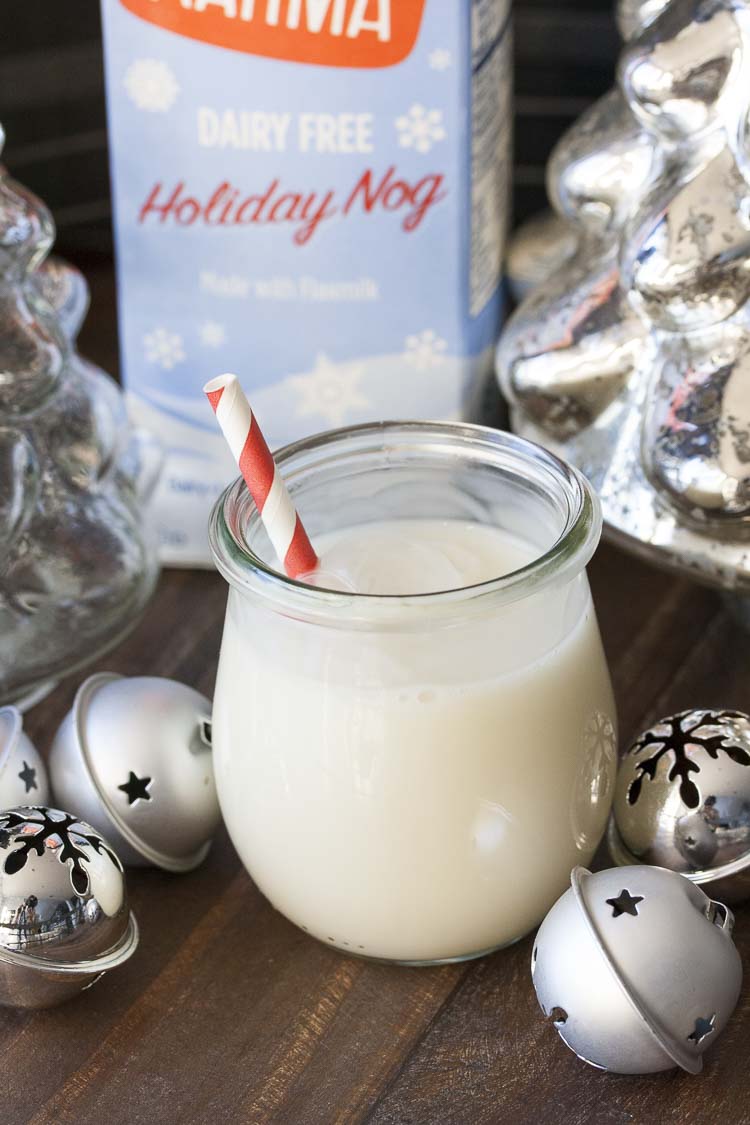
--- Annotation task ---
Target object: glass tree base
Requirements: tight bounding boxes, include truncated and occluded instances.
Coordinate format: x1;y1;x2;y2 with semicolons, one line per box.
6;679;58;713
722;592;750;633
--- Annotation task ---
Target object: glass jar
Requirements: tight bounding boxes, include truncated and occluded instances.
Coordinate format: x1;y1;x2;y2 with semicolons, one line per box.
209;422;617;965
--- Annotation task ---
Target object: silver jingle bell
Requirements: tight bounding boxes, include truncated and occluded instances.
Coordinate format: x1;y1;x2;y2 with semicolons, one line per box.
49;673;218;873
0;706;50;807
609;709;750;903
532;866;742;1074
0;805;138;1009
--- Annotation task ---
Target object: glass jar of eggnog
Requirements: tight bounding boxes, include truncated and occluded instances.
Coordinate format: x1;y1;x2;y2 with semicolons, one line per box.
209;422;617;965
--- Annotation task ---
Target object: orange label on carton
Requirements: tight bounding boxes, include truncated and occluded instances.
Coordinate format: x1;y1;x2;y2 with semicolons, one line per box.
118;0;426;68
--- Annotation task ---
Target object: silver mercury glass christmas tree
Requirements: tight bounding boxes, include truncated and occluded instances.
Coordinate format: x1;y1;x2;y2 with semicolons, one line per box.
0;126;161;707
497;0;750;608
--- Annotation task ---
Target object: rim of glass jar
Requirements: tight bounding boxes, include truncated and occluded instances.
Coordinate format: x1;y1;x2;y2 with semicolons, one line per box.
208;421;602;629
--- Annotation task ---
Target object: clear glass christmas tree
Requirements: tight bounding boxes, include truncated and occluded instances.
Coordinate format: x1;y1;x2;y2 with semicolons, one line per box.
0;126;161;706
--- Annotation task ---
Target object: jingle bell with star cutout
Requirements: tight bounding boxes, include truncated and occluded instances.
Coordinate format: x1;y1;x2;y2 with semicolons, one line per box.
0;706;50;807
0;805;138;1008
609;709;750;903
532;865;742;1074
49;673;219;873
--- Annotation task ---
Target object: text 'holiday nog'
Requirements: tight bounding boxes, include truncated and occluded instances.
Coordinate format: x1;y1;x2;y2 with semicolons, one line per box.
101;0;512;564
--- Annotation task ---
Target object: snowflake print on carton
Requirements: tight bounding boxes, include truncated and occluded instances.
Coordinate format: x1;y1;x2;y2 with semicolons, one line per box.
404;330;448;371
428;48;452;71
144;327;185;370
288;353;369;428
124;59;180;112
199;321;226;348
395;104;446;154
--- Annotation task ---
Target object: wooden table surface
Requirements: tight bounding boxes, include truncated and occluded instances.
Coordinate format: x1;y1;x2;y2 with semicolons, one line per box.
5;266;750;1125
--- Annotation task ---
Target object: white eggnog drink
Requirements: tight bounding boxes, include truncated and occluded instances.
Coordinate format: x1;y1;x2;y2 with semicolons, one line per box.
209;424;617;965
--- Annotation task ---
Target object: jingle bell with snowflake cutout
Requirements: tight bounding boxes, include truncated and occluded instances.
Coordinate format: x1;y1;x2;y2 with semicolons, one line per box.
49;673;219;873
0;805;138;1008
0;707;50;807
532;865;742;1074
608;709;750;903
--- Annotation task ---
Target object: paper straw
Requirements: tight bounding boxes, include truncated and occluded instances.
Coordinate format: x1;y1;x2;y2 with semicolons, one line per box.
204;373;318;578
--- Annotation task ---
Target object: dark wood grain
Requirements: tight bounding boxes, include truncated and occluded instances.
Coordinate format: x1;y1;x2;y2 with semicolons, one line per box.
5;267;750;1125
9;552;750;1125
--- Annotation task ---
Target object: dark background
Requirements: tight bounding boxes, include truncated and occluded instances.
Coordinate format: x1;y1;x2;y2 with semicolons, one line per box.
1;0;620;260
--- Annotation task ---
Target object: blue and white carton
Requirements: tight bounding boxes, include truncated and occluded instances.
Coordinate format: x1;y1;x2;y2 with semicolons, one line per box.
101;0;511;564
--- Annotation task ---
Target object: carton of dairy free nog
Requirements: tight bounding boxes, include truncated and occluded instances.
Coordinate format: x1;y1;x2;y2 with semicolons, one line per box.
101;0;512;564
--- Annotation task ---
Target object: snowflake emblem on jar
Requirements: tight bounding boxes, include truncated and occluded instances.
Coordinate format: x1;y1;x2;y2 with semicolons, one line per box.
124;59;180;113
570;710;618;852
395;105;446;154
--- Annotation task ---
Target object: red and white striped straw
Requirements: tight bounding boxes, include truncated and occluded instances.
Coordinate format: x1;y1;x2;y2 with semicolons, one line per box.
204;373;318;578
